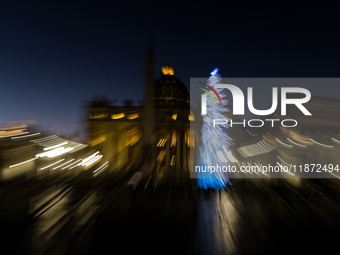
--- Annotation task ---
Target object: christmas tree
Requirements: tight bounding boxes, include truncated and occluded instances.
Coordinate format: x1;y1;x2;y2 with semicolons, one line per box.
197;68;233;190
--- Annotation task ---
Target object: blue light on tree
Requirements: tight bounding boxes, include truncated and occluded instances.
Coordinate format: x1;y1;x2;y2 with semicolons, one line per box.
197;68;233;190
210;67;219;76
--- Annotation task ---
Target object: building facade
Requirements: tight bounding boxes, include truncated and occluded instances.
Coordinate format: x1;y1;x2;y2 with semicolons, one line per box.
86;49;192;177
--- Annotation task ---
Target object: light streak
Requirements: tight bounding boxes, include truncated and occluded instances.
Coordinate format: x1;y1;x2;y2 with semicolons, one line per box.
277;155;291;166
52;158;75;170
247;162;258;175
70;164;79;169
276;162;295;176
259;141;274;151
93;161;109;176
332;138;340;144
0;132;29;138
254;163;268;176
40;159;65;170
36;147;73;158
262;140;276;148
62;158;82;169
9;158;37;168
309;138;334;148
237;147;247;158
31;135;57;142
276;138;293;148
84;155;102;166
216;151;228;163
223;145;238;163
11;133;41;139
78;152;100;166
43;141;68;151
287;138;307;147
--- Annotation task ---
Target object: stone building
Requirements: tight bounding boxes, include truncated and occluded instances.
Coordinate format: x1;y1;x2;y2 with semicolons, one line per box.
86;47;192;177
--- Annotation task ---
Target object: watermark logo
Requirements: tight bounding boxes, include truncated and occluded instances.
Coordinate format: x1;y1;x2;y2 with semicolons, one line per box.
198;82;222;115
201;85;312;117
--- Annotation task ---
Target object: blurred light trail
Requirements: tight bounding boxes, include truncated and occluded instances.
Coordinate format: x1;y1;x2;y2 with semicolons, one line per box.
237;148;248;158
259;140;273;150
154;178;160;192
36;147;74;158
84;155;102;167
331;137;340;144
247;162;259;175
145;175;152;189
262;140;276;148
93;161;109;176
287;138;307;147
40;159;65;170
31;135;57;142
70;164;79;169
237;140;275;158
47;147;73;157
254;163;268;176
223;145;238;163
276;138;293;148
277;155;292;166
52;158;75;170
217;151;228;163
11;132;41;139
309;138;334;148
31;136;87;155
9;157;37;168
0;131;29;138
43;142;68;151
78;152;100;166
62;158;82;169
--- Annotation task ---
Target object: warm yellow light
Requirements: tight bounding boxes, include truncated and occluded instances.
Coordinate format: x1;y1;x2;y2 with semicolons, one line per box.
186;130;195;148
127;113;139;119
189;114;195;121
157;139;167;147
157;150;166;161
91;113;107;119
89;136;106;146
0;129;26;137
171;132;176;147
170;155;176;166
111;113;125;119
162;66;174;75
125;127;140;146
172;113;177;120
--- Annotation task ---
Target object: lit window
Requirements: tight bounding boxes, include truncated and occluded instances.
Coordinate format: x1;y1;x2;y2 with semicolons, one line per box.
189;114;195;121
127;113;139;119
172;113;177;120
91;113;107;119
111;113;125;119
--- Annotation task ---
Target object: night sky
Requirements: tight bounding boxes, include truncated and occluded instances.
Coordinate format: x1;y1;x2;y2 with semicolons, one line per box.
1;1;340;136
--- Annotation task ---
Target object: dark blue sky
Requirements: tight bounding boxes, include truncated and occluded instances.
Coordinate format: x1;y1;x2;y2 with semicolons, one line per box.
1;1;340;135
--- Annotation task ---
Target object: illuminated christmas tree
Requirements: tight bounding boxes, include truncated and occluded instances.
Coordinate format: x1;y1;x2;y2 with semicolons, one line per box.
197;68;233;190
